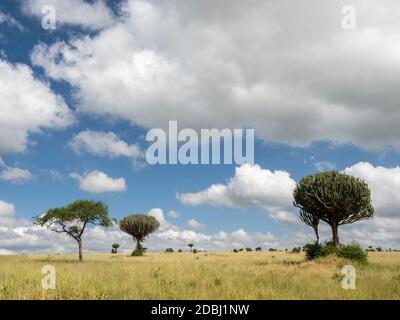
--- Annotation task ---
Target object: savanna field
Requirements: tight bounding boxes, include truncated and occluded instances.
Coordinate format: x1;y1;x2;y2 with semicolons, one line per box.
0;251;399;300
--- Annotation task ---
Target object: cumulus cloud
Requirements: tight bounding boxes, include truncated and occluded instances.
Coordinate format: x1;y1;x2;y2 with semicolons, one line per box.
21;0;115;30
187;219;205;230
0;167;34;184
30;0;400;150
0;59;73;154
178;164;297;223
167;210;179;219
315;161;336;172
70;170;127;193
69;130;142;159
0;200;16;227
343;162;400;218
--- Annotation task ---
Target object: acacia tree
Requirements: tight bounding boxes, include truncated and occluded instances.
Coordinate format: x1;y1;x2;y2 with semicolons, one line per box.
119;214;160;256
188;243;194;252
293;171;374;245
34;200;112;262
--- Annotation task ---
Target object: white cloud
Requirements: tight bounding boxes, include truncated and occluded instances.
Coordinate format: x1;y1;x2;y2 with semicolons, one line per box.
167;210;179;219
315;161;336;172
187;219;205;230
178;164;296;223
0;59;73;154
268;209;299;224
30;0;400;150
70;130;142;158
343;162;400;217
0;200;16;227
0;157;5;167
148;208;170;230
0;167;34;184
70;170;127;193
21;0;115;30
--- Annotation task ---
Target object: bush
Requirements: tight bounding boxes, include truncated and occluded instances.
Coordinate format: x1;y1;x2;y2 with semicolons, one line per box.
245;247;253;252
233;249;239;253
303;241;368;263
320;242;339;257
291;247;301;253
165;248;174;253
178;249;183;252
268;248;277;252
303;243;323;260
337;243;368;263
255;247;262;252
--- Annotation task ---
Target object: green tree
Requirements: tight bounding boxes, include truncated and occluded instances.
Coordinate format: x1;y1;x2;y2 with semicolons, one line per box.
112;243;120;254
188;243;194;252
34;200;112;262
119;214;160;256
293;171;374;245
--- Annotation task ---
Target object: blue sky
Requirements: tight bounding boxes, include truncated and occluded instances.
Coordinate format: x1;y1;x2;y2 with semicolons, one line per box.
1;0;400;254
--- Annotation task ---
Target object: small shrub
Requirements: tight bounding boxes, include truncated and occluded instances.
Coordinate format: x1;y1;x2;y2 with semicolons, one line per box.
165;248;174;253
291;247;301;253
320;242;339;257
233;249;239;253
337;243;368;263
178;249;183;252
245;247;253;252
193;249;198;254
132;248;143;256
268;248;277;252
255;247;262;252
303;243;323;260
238;248;244;252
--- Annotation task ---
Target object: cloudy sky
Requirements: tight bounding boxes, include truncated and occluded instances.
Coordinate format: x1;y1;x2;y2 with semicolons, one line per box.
1;0;400;255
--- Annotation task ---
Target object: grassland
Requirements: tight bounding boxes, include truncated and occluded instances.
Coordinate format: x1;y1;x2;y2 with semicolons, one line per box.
0;252;399;300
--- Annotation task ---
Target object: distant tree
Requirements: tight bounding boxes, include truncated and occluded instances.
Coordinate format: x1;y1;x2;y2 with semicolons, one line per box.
192;249;198;254
111;243;120;254
268;248;277;252
238;248;244;252
188;243;194;252
291;247;301;253
255;247;262;252
119;214;160;256
233;249;239;253
34;200;112;262
165;248;174;253
178;249;183;253
293;171;374;245
376;247;382;252
245;247;253;252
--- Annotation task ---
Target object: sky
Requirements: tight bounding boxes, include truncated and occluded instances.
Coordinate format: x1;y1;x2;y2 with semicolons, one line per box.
1;0;400;254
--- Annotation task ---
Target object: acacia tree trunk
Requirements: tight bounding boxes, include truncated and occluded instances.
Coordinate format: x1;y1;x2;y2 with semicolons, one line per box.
78;240;83;262
331;222;339;246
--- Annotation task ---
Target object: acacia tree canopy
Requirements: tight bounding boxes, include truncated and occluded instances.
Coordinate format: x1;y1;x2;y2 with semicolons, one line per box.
293;171;374;245
34;200;112;261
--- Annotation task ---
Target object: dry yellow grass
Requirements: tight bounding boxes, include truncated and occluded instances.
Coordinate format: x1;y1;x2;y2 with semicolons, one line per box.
0;252;399;300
